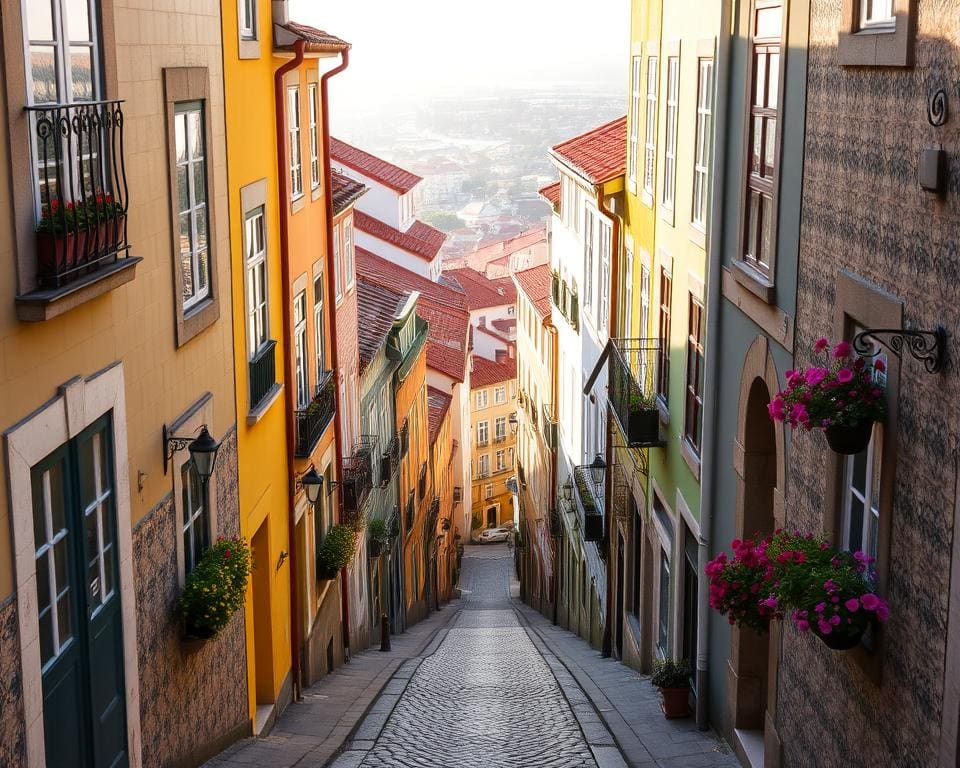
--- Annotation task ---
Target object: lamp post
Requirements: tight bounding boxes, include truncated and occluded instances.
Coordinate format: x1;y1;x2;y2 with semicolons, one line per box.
589;454;606;487
561;477;573;503
297;466;323;505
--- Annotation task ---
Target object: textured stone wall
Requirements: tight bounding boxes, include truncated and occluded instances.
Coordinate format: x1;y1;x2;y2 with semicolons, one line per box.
134;428;248;768
779;3;960;766
0;594;25;766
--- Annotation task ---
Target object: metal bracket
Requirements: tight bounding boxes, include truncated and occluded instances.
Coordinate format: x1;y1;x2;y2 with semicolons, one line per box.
853;326;947;374
162;423;194;476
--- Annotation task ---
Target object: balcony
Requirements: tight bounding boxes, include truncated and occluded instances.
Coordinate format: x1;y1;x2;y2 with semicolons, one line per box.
573;466;604;542
342;439;375;517
494;432;508;444
249;340;278;412
381;434;400;486
475;468;490;480
18;100;140;320
609;339;665;448
550;272;579;332
294;370;336;457
541;403;558;450
453;486;463;504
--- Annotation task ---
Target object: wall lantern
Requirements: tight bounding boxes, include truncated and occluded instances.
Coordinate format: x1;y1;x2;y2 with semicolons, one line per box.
589;454;607;486
509;412;519;435
163;424;221;479
562;478;574;502
296;466;324;505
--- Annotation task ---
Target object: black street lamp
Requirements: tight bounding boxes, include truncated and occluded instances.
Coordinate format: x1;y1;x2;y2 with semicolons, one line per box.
562;478;573;502
297;466;324;505
589;454;606;486
163;423;221;477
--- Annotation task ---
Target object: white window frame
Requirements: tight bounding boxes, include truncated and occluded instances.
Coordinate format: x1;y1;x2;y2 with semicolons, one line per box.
308;83;320;190
692;58;714;230
344;218;355;288
599;219;611;333
478;454;490;477
475;389;488;409
333;222;343;301
494;385;506;404
628;55;642;188
496;449;506;471
313;274;325;381
294;289;309;409
583;207;595;312
494;416;506;441
175;101;211;311
860;0;895;29
244;206;268;359
623;248;634;337
239;0;257;39
181;458;209;576
662;56;680;211
288;86;303;201
24;0;102;107
484;483;493;500
477;420;489;444
643;56;658;197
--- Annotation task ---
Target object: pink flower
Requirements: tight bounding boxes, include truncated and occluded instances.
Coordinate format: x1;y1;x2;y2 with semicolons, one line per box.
833;341;852;358
797;619;810;632
818;619;833;635
805;368;829;387
762;597;778;610
845;598;860;612
829;615;841;626
815;602;826;614
813;337;830;353
873;358;886;372
876;602;890;622
836;368;854;384
861;593;881;611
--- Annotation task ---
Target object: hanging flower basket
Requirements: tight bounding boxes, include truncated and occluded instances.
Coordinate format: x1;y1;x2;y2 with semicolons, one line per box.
177;536;252;642
768;338;885;455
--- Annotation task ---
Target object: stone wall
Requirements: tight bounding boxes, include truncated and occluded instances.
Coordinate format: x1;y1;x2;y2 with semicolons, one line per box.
134;428;248;768
779;3;960;766
0;594;25;766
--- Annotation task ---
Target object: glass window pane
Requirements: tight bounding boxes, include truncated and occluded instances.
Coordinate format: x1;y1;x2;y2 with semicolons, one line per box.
37;552;52;614
102;544;114;598
78;437;95;508
752;117;763;174
188;111;203;159
56;591;72;646
761;195;773;265
197;249;209;293
175;115;187;163
66;0;92;42
756;7;782;38
54;537;69;592
754;53;767;108
27;0;55;40
747;192;760;260
30;46;59;104
70;46;93;101
177;167;189;213
39;611;54;665
764;117;777;177
767;52;780;108
195;206;208;252
193;159;207;205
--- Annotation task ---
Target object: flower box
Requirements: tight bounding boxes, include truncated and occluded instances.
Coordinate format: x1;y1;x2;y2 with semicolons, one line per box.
627;406;659;444
36;229;87;284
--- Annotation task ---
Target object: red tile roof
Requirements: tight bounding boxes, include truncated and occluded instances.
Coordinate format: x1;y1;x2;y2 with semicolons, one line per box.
444;268;517;311
418;298;471;382
514;264;552;320
550;116;627;184
427;386;453;445
471;355;516;389
356;279;408;374
538;181;561;206
356;247;466;311
354;211;445;262
278;22;350;51
331;171;366;215
330;138;422;194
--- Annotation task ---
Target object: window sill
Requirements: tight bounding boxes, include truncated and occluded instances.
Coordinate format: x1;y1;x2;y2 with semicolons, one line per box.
291;195;305;215
15;256;142;322
657;398;670;426
731;260;775;304
311;185;322;203
641;190;654;209
838;18;913;67
238;37;261;60
680;438;701;483
688;223;707;251
246;383;283;426
179;294;220;347
658;203;676;227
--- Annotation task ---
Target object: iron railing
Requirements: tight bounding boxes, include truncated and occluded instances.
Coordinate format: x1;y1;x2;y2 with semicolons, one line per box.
573;466;604;541
342;438;374;515
27;99;131;288
249;340;277;410
609;338;664;448
294;370;335;457
541;403;557;450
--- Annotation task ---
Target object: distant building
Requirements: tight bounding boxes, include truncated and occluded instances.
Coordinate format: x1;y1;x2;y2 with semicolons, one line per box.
445;267;518;361
457;201;502;228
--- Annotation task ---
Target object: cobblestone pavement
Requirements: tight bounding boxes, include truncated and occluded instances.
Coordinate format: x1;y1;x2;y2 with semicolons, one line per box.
331;545;613;768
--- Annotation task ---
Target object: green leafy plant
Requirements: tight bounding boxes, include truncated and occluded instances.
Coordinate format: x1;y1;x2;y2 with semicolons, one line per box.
629;388;656;410
177;536;251;638
368;518;389;546
471;511;483;531
317;524;357;576
344;509;367;533
36;199;85;234
651;658;691;689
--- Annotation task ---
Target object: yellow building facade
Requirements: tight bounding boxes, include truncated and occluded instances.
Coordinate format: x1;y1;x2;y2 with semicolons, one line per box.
470;356;518;531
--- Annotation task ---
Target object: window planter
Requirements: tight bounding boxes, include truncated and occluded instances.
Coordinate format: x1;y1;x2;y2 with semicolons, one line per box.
627;405;660;444
652;659;691;719
824;419;873;455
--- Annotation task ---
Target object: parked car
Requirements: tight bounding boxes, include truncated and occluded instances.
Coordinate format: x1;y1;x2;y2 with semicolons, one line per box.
478;527;511;544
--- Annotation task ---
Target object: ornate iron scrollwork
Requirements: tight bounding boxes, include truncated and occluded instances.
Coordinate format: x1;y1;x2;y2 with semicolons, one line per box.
928;88;948;128
853;326;947;374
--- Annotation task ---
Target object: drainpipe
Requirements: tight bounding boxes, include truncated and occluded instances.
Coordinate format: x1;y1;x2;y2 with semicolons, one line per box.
595;182;620;659
319;48;352;654
274;37;306;702
696;3;732;731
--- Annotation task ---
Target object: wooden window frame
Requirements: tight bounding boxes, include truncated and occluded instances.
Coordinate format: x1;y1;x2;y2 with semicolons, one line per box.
660;46;681;223
683;293;705;461
839;0;916;67
642;51;659;206
656;263;673;410
690;44;715;240
628;45;642;192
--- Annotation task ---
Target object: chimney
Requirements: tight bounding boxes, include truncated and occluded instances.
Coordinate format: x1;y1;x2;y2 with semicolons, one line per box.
272;0;289;25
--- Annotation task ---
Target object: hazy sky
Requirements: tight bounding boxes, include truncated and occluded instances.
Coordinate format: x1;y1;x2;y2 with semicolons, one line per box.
289;0;630;116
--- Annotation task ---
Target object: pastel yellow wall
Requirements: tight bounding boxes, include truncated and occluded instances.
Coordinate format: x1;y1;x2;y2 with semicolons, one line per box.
470;377;518;528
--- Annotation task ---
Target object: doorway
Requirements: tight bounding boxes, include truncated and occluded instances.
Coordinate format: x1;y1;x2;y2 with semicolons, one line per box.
486;506;498;527
615;535;625;658
251;521;275;724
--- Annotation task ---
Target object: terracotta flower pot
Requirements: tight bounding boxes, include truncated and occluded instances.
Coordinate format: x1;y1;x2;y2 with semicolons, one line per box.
824;419;873;455
659;687;690;718
36;228;87;285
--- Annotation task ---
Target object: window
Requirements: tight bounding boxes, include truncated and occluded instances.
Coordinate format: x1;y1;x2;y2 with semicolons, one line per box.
485;483;493;500
494;385;506;404
239;0;256;38
631;498;643;617
682;526;699;683
308;84;320;190
662;56;680;210
860;0;894;28
344;219;354;288
599;220;611;332
24;0;101;106
411;543;420;601
475;390;488;409
245;207;268;358
692;58;714;229
496;450;506;471
658;550;670;656
623;249;634;337
175;102;211;311
288;86;302;201
477;420;489;445
684;295;705;455
584;209;595;311
495;416;507;441
181;459;209;576
643;57;658;196
478;454;490;477
640;263;651;337
313;278;326;383
294;290;308;409
628;55;642;187
333;224;342;300
742;1;782;278
657;267;672;404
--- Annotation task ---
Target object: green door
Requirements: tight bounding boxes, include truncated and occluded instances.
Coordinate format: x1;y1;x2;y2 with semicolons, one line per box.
32;415;128;768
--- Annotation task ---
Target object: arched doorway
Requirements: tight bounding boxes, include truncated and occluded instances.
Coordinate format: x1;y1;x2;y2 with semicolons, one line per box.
727;336;785;768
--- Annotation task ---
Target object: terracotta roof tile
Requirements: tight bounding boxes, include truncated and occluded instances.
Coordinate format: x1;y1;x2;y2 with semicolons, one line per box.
513;264;552;320
278;22;350;51
444;268;517;311
427;386;452;445
491;318;516;333
356;247;466;310
418;298;471;382
354;211;445;262
330;138;422;194
538;181;561;206
550;116;627;184
356;279;408;374
471;355;516;389
331;171;366;215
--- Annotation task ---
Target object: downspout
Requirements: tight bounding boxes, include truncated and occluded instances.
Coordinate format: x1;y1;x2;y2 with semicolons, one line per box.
696;5;732;731
274;37;306;701
595;181;620;659
548;321;560;625
319;48;352;653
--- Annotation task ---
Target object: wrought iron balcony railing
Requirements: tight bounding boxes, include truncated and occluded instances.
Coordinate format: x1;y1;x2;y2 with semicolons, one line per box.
27;99;131;289
249;340;277;410
294;370;335;457
609;338;665;448
405;490;415;531
572;466;604;542
541;403;558;450
342;439;375;515
494;433;508;444
399;418;410;458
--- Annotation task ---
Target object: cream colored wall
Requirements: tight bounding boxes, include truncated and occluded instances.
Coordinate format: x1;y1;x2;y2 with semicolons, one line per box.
470;376;518;526
0;0;236;596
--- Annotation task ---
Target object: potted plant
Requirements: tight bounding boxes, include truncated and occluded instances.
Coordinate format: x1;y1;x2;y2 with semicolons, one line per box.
705;533;777;634
768;338;885;455
651;658;691;718
317;524;356;580
86;192;125;253
627;389;659;444
368;518;389;558
36;199;88;281
177;536;252;642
